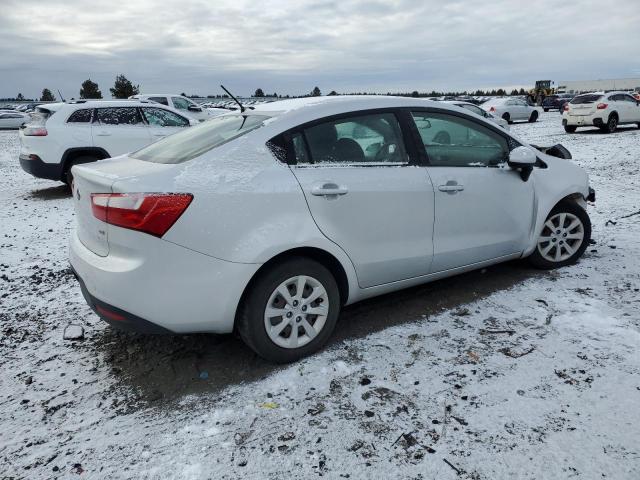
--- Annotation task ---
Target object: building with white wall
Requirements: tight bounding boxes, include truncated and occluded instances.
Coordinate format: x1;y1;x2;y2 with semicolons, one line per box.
557;78;640;94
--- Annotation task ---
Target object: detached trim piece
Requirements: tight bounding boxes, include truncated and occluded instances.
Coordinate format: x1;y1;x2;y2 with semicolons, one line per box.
71;266;173;334
587;187;596;203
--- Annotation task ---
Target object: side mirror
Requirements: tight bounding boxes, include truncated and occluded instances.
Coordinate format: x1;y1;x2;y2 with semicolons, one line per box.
188;105;202;112
508;146;536;168
508;146;536;181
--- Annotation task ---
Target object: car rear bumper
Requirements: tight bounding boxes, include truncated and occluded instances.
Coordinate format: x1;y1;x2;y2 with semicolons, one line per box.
19;154;63;181
562;116;603;127
69;228;261;334
72;266;172;334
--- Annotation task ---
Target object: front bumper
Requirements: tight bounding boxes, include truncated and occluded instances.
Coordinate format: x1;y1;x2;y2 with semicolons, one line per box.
69;228;261;334
19;154;63;181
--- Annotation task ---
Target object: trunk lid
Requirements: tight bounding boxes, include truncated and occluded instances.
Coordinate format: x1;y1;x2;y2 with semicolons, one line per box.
72;156;181;256
72;165;117;257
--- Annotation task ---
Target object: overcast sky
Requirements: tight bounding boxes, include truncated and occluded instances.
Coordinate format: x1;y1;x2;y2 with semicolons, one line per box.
1;0;639;99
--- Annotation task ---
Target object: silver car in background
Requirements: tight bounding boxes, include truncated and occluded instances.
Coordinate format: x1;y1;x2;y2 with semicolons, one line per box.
481;97;539;124
444;100;510;130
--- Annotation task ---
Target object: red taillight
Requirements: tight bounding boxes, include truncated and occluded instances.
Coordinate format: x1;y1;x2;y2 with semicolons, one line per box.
596;103;608;109
489;106;496;112
563;104;569;112
91;193;193;237
22;126;48;136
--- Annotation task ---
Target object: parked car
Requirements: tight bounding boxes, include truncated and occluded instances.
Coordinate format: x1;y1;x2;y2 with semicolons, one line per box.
481;97;539;123
562;91;640;133
19;100;197;184
0;111;31;129
444;100;509;130
129;94;227;121
542;94;573;112
69;96;594;363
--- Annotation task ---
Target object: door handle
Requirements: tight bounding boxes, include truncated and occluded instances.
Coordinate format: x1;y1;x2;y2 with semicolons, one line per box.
438;182;464;193
311;183;348;197
95;131;111;136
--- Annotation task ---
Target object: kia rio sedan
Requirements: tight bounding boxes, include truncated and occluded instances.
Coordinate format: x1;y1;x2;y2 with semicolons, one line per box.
70;96;594;363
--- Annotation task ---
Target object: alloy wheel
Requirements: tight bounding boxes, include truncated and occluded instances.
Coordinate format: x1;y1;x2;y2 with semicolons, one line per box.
537;212;584;263
264;275;329;349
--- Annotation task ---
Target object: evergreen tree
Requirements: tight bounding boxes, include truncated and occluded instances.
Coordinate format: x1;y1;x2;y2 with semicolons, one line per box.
510;89;519;96
328;90;338;96
311;86;321;96
40;89;55;101
411;90;419;98
109;74;140;99
519;88;527;95
254;88;265;97
16;93;24;100
79;79;103;99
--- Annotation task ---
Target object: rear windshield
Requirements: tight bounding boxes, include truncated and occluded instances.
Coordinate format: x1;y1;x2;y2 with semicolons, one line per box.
570;94;603;104
131;114;268;164
31;106;56;124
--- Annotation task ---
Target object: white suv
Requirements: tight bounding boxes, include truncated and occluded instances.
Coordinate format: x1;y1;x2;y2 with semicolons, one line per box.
19;100;196;184
562;91;640;133
129;94;226;122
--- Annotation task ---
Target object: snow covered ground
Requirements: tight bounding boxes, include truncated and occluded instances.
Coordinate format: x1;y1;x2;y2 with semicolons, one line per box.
1;113;639;479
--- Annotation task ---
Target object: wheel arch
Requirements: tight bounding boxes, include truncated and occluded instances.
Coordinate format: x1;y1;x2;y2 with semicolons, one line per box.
60;147;110;180
233;246;351;330
524;188;590;258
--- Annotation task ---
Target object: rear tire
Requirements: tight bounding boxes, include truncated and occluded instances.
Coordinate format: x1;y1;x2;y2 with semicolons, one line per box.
600;114;618;133
528;201;591;270
237;257;340;363
528;110;539;123
564;125;577;133
543;108;549;112
63;155;98;186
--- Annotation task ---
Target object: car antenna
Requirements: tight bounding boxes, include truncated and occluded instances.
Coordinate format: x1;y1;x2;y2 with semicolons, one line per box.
57;89;66;102
220;84;245;113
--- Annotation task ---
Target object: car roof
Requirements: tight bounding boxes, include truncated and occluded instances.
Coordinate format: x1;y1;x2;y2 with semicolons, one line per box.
131;94;187;98
245;95;473;133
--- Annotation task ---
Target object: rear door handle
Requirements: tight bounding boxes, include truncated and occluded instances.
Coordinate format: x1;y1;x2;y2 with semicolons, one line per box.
438;182;464;193
311;182;348;197
95;131;111;136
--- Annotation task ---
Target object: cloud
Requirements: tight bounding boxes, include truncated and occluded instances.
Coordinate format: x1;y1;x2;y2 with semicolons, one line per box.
0;0;639;98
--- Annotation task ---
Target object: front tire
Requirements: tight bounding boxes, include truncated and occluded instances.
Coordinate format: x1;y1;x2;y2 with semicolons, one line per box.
237;257;340;363
502;112;512;124
564;125;577;133
528;110;539;123
528;201;591;269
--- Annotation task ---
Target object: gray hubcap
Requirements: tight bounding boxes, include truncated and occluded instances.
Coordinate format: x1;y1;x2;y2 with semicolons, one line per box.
537;212;584;262
264;275;329;349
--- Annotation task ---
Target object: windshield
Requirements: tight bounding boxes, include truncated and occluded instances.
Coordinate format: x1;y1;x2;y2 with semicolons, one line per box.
570;94;603;104
132;114;269;164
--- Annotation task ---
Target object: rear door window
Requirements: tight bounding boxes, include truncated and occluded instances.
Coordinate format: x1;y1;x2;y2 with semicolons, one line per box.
67;109;93;123
95;107;144;125
301;112;408;165
141;107;190;127
171;97;191;110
